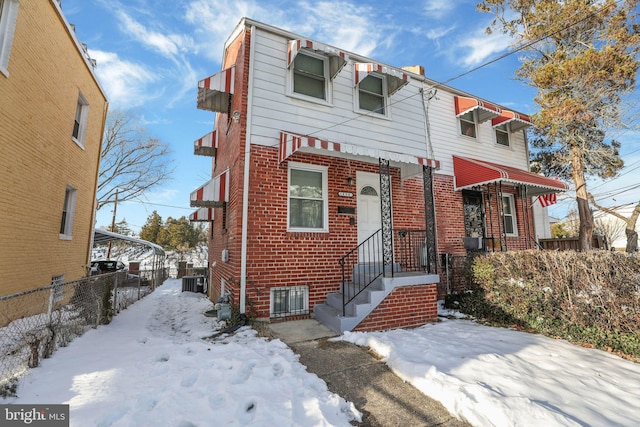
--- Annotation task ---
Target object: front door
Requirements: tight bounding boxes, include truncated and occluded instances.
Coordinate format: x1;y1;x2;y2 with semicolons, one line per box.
357;172;382;260
463;190;485;249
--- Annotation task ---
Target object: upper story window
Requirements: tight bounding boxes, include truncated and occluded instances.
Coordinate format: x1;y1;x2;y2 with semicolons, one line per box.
0;0;19;77
288;162;328;232
354;63;408;117
60;185;77;239
459;111;477;138
357;73;385;115
495;123;510;146
287;39;348;104
72;92;89;147
292;51;327;100
501;194;518;236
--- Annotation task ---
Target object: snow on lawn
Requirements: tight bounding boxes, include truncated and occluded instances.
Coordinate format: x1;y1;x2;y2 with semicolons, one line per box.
8;279;360;426
340;304;640;427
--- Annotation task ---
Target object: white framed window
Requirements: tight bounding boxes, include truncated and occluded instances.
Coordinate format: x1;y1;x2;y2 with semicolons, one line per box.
0;0;19;77
270;286;309;317
291;50;329;101
357;73;386;115
72;92;89;147
59;185;77;239
459;111;477;138
501;194;518;236
495;124;510;147
288;162;328;232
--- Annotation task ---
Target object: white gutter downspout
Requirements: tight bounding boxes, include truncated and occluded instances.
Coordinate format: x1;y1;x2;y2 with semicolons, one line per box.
239;25;257;314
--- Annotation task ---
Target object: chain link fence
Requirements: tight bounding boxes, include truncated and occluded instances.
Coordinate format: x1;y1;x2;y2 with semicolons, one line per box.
0;268;168;396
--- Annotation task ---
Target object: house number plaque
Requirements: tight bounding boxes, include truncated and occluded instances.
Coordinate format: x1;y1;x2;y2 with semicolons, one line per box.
338;192;353;197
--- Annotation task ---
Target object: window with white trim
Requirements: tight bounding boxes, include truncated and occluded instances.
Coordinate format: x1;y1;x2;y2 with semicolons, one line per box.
357;73;385;115
292;50;327;100
288;162;328;232
270;286;309;317
495;123;510;147
0;0;19;76
459;111;477;138
502;194;518;236
59;186;77;239
72;92;89;147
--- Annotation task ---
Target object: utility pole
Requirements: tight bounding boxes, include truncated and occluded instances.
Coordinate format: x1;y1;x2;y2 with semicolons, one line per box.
107;189;119;258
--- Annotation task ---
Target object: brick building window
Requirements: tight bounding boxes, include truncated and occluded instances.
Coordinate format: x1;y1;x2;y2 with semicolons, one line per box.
270;286;309;317
502;194;518;236
72;92;89;147
288;162;328;232
292;51;327;100
0;0;19;76
59;185;77;239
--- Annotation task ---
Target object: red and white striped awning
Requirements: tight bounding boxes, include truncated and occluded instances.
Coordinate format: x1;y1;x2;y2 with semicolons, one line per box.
287;39;348;80
453;156;568;196
454;96;501;123
492;110;532;132
354;63;409;96
190;169;229;208
279;131;439;168
197;66;235;113
194;130;218;157
189;207;215;222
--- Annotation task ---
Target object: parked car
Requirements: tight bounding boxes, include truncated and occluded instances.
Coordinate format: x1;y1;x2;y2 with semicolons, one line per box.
91;260;126;275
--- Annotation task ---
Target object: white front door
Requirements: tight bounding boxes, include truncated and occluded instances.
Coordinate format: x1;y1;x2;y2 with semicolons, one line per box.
356;172;382;256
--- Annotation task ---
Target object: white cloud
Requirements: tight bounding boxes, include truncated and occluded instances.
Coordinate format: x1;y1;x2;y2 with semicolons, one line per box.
116;10;195;59
458;29;511;67
90;50;161;108
423;0;457;19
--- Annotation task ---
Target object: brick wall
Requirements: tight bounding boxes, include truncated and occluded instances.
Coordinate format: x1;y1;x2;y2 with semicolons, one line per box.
353;284;438;332
0;0;107;295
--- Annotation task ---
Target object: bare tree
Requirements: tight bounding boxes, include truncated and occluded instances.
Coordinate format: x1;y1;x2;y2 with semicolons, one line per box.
589;196;640;253
478;0;640;250
97;109;174;210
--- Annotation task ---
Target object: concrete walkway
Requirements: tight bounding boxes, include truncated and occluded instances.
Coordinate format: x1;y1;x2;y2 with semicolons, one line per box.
267;319;472;427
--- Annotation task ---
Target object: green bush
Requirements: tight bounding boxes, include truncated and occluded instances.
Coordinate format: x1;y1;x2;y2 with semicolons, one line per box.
446;250;640;360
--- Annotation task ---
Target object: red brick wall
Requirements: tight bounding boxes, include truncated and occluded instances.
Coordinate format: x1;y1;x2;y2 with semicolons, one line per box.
353;284;438;332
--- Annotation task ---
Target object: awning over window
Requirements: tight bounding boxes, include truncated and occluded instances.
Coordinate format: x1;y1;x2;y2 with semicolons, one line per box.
287;39;348;80
197;66;235;113
454;96;501;123
279;131;440;168
492;110;532;132
453;156;569;196
189;208;215;222
354;63;409;96
194;130;218;157
190;169;229;208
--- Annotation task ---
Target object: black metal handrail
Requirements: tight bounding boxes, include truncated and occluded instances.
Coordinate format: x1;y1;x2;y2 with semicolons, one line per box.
339;229;429;316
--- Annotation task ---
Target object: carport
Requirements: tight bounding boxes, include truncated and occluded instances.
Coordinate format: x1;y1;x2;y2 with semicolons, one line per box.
92;228;166;288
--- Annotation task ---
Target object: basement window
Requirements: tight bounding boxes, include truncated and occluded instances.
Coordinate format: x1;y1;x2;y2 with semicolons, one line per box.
270;286;309;317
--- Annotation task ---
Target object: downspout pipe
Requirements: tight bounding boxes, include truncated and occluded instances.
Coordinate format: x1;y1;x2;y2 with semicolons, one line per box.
239;25;257;314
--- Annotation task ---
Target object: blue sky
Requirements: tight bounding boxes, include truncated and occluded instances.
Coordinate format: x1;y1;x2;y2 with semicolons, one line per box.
61;0;639;232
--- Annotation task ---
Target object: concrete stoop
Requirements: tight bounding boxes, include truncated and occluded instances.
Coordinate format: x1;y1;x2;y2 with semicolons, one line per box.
314;272;439;334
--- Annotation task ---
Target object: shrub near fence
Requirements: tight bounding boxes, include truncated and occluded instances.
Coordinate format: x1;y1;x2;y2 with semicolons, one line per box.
0;269;167;396
449;251;640;360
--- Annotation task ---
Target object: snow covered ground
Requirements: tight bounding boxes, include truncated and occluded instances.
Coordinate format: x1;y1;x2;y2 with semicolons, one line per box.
7;279;640;426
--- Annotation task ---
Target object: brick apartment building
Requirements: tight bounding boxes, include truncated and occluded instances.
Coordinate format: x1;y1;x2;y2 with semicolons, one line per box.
0;0;108;298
